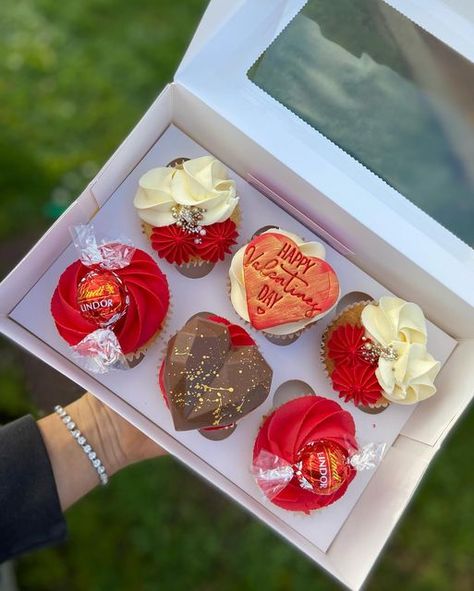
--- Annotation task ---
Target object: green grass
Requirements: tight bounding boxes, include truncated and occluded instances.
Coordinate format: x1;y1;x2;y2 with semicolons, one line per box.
13;411;474;591
1;1;473;590
0;0;206;238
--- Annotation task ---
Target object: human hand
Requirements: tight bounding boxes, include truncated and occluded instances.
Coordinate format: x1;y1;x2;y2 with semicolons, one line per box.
38;392;166;511
71;392;166;475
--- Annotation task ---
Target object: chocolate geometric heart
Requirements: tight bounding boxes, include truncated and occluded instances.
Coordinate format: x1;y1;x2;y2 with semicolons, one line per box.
243;233;340;330
161;313;273;431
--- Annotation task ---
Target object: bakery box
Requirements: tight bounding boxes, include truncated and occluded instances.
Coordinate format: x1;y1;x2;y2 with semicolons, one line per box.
1;1;473;589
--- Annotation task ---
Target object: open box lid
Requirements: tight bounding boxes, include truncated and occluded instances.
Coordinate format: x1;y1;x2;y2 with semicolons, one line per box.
174;0;474;337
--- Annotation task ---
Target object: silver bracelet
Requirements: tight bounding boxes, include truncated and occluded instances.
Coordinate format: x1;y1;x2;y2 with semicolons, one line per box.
54;405;109;486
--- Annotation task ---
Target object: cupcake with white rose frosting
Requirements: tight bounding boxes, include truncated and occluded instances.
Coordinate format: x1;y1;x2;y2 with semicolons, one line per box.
321;296;441;410
134;156;240;278
229;228;340;344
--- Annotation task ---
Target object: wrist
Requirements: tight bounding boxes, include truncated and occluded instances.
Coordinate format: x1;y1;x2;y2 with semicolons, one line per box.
68;393;126;476
38;400;111;511
39;393;163;512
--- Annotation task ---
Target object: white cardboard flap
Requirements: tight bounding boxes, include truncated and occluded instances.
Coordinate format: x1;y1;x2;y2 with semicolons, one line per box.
174;0;474;330
401;339;474;446
8;126;457;555
442;0;474;22
177;0;246;73
329;443;431;591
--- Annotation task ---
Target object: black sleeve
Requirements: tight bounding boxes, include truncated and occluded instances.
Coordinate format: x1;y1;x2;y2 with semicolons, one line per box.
0;415;67;563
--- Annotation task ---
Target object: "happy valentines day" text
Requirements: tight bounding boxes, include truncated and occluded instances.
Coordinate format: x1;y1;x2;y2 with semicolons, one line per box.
244;240;324;318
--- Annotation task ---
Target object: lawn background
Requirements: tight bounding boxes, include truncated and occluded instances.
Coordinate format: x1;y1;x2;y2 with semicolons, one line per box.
0;1;472;590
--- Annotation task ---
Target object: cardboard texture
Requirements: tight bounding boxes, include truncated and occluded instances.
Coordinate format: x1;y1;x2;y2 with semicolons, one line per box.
1;1;473;589
9;125;456;552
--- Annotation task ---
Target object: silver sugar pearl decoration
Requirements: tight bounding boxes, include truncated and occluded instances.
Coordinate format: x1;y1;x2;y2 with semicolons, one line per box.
360;341;399;364
170;204;207;235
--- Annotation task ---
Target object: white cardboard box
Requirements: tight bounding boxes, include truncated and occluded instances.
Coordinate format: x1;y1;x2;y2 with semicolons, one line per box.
1;1;473;589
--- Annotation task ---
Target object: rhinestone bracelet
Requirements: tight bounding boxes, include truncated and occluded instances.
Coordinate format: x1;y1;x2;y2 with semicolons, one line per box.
54;405;109;486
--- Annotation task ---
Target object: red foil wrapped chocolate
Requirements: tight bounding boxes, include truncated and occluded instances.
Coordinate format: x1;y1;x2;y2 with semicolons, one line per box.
253;396;358;513
296;439;351;496
76;269;129;328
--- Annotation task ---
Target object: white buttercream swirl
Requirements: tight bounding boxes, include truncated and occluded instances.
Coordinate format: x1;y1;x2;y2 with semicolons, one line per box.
133;156;238;227
361;296;440;404
229;229;331;336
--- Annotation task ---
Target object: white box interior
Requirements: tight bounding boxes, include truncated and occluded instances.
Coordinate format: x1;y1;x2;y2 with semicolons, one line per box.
1;99;469;588
11;124;457;553
1;1;474;587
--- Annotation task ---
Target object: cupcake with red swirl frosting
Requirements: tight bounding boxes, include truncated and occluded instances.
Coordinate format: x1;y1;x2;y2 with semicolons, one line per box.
321;297;440;410
51;246;170;359
134;156;240;278
253;396;358;513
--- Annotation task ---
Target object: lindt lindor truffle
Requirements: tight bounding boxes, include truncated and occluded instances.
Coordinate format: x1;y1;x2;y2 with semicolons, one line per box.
229;228;340;343
296;439;351;496
252;395;385;513
76;269;129;328
159;313;272;437
321;296;441;409
51;225;169;373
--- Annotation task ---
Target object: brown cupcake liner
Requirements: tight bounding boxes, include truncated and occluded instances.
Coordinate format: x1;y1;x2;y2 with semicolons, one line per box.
230;203;242;228
357;400;389;412
125;299;173;365
262;329;304;346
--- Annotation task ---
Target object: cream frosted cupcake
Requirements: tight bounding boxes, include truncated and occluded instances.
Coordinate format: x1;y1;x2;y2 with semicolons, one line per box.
134;156;240;278
321;296;441;409
229;228;340;343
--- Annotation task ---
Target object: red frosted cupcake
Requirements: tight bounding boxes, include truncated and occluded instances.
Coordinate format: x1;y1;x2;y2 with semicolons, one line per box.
253;396;358;513
51;245;170;361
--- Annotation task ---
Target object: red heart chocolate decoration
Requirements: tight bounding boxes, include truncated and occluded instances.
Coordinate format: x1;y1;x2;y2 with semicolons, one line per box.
243;233;339;331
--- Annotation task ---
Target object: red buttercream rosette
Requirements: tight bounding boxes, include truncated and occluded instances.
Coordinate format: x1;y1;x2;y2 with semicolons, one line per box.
253;396;358;513
326;324;383;406
206;314;255;346
195;219;238;262
51;247;169;355
150;219;238;264
327;324;366;366
331;361;382;406
151;225;196;265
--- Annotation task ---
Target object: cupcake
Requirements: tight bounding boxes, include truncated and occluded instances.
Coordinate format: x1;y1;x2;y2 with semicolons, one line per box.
51;243;170;368
159;312;272;440
229;228;340;343
252;396;359;513
321;296;441;409
133;156;240;278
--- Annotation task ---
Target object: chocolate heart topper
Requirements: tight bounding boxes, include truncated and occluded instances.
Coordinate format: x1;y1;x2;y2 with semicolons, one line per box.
243;232;340;331
161;313;273;432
